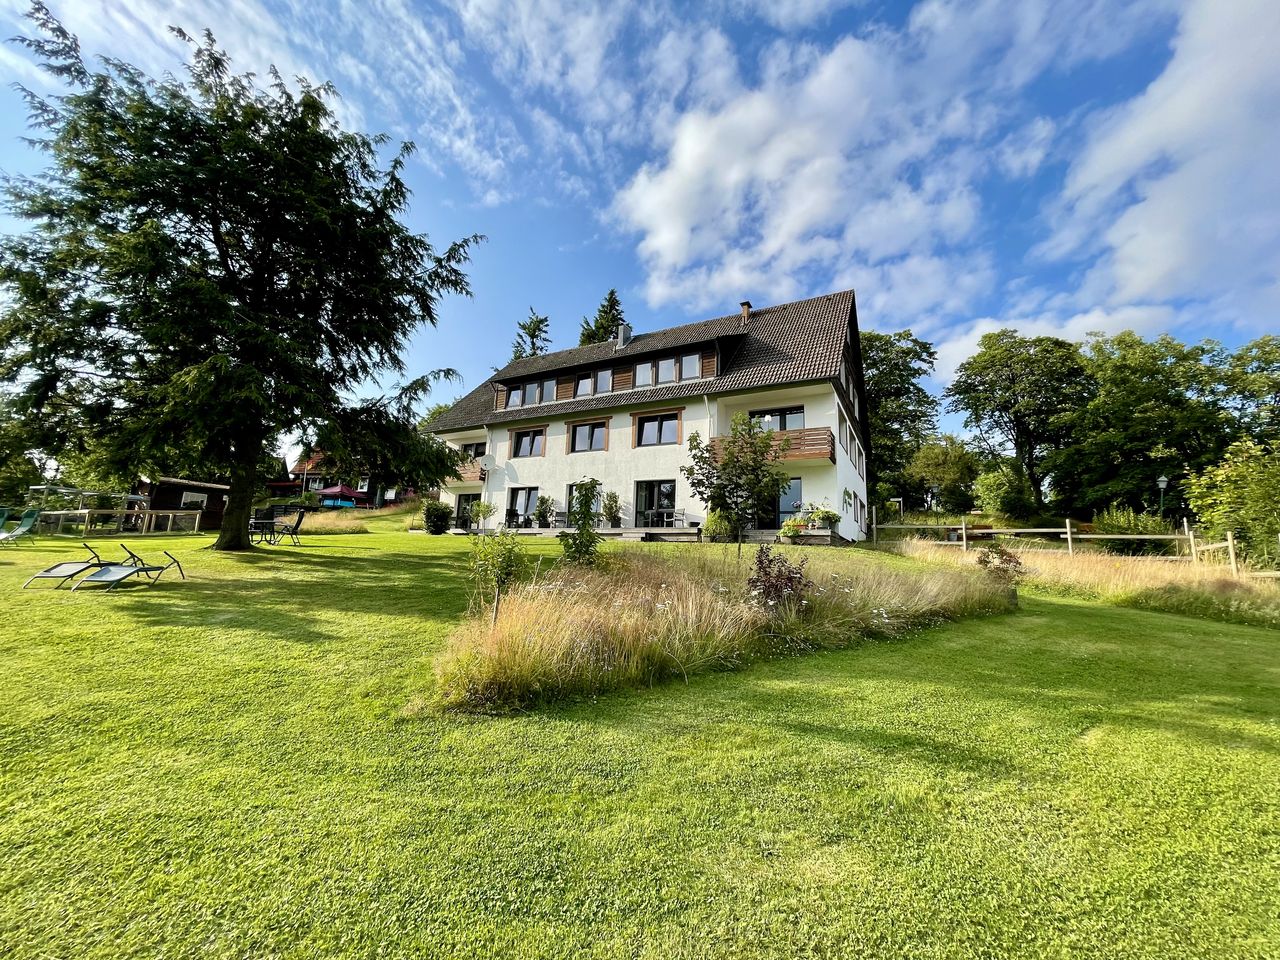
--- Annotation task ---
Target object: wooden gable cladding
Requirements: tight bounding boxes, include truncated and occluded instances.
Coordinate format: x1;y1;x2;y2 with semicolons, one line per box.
612;366;633;391
700;347;717;379
555;376;575;401
494;386;507;410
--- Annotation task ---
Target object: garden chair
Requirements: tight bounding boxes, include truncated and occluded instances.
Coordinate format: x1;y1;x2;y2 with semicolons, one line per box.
71;545;184;591
271;510;305;546
23;543;136;589
0;509;39;547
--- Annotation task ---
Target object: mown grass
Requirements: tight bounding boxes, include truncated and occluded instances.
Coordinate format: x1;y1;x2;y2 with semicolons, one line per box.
436;545;1015;710
887;538;1280;628
0;523;1277;958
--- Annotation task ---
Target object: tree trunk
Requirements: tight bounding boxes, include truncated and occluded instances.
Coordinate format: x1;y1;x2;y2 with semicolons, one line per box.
214;456;259;550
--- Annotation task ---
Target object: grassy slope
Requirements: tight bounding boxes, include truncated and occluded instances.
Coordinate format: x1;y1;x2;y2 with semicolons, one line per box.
1;523;1277;959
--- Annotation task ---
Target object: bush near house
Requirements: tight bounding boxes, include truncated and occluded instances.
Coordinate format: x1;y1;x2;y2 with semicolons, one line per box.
423;499;453;535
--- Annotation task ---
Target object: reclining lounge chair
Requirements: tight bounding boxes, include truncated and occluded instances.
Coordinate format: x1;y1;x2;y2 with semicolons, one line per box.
271;510;305;546
23;543;135;589
71;545;184;591
0;509;39;547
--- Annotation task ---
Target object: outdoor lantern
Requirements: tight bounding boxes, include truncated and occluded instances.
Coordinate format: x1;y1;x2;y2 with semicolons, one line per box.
1157;475;1169;513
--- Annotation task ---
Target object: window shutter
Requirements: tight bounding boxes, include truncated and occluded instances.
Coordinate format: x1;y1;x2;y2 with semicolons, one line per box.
555;376;575;401
494;387;507;410
700;348;717;378
612;366;633;390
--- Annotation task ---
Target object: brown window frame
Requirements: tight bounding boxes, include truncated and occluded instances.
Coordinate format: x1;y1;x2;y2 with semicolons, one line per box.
566;418;610;454
631;408;683;448
508;425;549;458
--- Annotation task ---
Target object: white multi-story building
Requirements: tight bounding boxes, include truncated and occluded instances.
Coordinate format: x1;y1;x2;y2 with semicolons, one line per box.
429;290;873;541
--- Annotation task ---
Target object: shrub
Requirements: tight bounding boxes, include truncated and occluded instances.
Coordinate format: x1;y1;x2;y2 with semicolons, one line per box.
1185;440;1280;568
469;531;528;608
534;495;555;527
779;516;807;538
1091;504;1175;555
422;499;452;535
975;542;1024;585
298;491;320;508
974;467;1035;519
747;545;812;612
558;478;602;565
703;509;736;540
601;490;622;527
804;505;841;529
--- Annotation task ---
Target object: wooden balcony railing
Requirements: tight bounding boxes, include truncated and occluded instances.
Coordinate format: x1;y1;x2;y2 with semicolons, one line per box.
709;426;835;463
456;459;485;482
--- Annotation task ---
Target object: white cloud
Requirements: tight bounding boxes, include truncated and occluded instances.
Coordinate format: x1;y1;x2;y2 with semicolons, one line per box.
1043;0;1280;328
997;116;1054;177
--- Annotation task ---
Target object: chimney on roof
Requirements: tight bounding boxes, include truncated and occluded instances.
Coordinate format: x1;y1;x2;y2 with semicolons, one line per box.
615;321;632;349
740;300;752;325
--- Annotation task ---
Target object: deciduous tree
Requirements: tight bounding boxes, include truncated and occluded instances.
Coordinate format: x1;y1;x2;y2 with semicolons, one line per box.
946;330;1092;510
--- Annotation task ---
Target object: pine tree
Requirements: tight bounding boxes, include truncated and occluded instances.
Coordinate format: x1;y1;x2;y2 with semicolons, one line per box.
578;289;625;345
511;308;551;361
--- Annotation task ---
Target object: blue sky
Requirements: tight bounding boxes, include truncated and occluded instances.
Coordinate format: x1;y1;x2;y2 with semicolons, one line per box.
1;0;1277;427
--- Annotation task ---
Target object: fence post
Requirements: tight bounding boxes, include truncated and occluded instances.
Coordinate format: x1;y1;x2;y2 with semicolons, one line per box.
194;511;202;534
1182;518;1194;563
1188;525;1199;565
1065;520;1074;556
872;505;878;543
1226;531;1239;577
961;520;968;552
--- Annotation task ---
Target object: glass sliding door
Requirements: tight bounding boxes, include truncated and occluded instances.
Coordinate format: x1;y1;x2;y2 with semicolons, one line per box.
635;479;676;526
507;487;538;528
455;493;480;530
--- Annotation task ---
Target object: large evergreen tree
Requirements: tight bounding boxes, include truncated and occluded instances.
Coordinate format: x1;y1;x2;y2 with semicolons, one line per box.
578;289;625;345
511;308;551;361
0;7;479;548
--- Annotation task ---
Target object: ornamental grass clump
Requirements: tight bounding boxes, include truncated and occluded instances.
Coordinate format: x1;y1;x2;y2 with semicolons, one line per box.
435;546;1015;711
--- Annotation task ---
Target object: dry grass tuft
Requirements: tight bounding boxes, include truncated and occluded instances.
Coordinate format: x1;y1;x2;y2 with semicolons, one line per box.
435;546;1014;710
884;539;1280;628
300;511;371;535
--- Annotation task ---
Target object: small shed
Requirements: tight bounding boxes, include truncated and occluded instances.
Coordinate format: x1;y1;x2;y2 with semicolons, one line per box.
137;476;230;529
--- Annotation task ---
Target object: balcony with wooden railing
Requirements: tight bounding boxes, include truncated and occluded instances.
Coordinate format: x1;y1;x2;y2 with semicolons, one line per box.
709;426;835;463
455;459;486;483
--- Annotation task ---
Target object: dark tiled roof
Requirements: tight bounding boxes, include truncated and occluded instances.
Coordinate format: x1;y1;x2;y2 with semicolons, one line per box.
429;289;856;433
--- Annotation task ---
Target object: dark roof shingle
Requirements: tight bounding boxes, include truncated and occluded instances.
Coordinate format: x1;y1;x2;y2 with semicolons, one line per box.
429;290;855;433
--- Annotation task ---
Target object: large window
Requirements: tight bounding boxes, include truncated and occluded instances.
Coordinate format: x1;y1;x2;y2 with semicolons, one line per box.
634;360;653;387
511;428;545;457
635;479;676;527
751;406;805;431
542;378;556;403
507;384;523;408
460;441;486;458
507;487;538;527
575;373;593;397
635;412;680;446
681;353;700;380
569;420;608;453
596;368;612;393
657;357;676;383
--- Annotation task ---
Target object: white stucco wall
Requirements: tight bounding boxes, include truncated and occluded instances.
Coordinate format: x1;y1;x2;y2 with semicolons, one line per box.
437;384;870;539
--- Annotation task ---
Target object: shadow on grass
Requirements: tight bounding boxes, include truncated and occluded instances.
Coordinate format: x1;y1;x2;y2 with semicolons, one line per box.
109;548;474;645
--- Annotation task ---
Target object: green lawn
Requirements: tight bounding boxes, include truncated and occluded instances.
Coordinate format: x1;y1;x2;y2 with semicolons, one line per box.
1;522;1277;958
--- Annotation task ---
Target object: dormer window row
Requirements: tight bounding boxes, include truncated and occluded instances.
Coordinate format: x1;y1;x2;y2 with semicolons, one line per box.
497;347;716;411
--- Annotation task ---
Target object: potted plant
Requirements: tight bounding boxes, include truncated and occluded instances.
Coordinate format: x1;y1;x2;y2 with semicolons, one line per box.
703;509;734;542
534;495;555;529
601;490;622;528
468;499;495;534
779;516;807;542
801;502;840;532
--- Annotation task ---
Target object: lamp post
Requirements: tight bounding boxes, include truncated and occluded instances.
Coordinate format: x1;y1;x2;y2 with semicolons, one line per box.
929;484;941;515
1157;475;1169;514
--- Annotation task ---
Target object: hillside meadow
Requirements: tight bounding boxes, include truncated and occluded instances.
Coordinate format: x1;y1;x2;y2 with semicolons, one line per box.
0;520;1276;958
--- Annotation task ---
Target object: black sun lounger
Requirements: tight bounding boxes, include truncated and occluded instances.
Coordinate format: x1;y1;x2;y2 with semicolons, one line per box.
22;543;135;589
70;545;185;591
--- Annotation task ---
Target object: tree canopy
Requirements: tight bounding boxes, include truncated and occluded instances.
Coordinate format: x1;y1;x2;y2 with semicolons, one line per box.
578;289;625;345
682;413;791;557
946;330;1092;510
0;6;479;548
859;330;938;508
